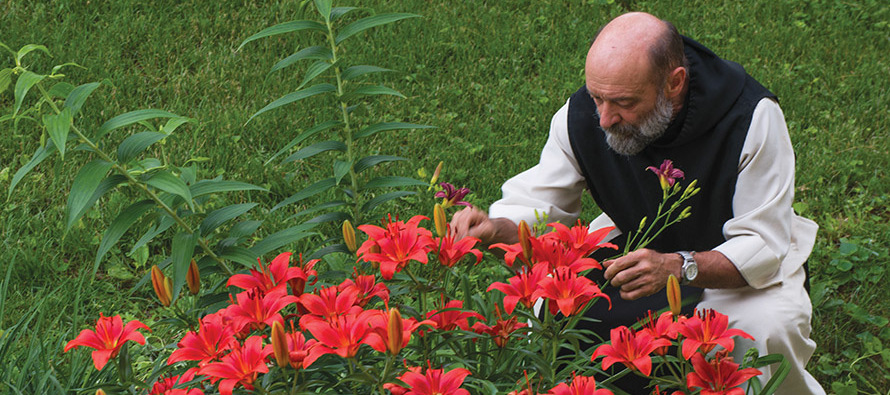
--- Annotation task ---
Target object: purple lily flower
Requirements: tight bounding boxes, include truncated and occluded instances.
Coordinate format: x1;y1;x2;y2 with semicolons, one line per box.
435;182;472;208
646;160;685;190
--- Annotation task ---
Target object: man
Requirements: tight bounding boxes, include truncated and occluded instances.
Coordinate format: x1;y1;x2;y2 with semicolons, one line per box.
451;12;824;394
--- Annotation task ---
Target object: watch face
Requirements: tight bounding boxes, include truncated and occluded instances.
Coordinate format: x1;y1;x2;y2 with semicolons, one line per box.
685;263;699;280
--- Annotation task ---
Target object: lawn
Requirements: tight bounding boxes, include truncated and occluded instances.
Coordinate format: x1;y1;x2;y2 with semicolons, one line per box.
1;0;888;393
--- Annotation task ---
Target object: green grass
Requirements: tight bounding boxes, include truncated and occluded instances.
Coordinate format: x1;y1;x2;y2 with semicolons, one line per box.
2;0;889;393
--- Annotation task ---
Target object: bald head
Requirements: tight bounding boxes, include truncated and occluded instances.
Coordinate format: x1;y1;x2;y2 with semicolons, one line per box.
588;12;685;86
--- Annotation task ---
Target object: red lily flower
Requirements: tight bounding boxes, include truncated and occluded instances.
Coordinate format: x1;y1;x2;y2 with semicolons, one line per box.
529;235;603;273
299;284;362;321
548;222;618;258
366;307;436;355
287;253;319;296
487;263;549;314
471;308;528;348
435;182;472;208
64;313;151;370
546;373;613;395
167;313;238;366
385;365;422;395
357;215;436;280
149;371;203;395
640;310;681;356
678;309;754;360
489;241;530;268
532;267;611;316
272;321;317;369
299;310;376;366
227;252;293;294
434;227;483;267
425;299;484;332
226;287;299;334
592;326;671;377
686;351;762;395
647;159;685;190
339;273;390;307
198;336;273;395
398;364;473;395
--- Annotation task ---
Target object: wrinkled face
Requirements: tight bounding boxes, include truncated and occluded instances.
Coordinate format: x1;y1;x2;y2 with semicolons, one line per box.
596;87;673;155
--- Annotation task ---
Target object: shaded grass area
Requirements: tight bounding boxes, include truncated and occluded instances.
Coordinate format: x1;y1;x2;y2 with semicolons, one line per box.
1;0;889;392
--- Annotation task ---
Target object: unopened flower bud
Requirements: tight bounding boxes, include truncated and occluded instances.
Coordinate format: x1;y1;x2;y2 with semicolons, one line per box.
96;390;107;395
387;308;404;355
271;321;289;367
683;179;699;198
434;203;447;237
518;220;532;263
343;220;357;253
637;216;648;232
151;265;172;307
666;274;681;316
186;259;200;295
430;161;443;186
679;206;692;220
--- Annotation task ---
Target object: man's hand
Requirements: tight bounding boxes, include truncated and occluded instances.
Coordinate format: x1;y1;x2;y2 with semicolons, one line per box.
450;207;518;246
603;249;682;300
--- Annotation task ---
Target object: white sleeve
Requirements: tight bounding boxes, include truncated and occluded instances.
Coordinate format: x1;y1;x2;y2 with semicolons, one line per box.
488;101;587;226
712;99;796;289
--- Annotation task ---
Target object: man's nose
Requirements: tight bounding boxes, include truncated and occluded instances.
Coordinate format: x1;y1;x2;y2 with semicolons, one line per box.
598;103;620;129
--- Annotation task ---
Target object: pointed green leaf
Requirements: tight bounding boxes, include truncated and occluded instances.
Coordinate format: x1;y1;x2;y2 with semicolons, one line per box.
269;46;332;74
69;175;128;234
271;177;337;211
237;20;327;50
97;109;180;140
43;107;73;160
335;13;420;44
190;179;267;197
330;7;357;21
341;65;392;81
249;223;317;257
281;140;346;164
48;81;75;98
333;160;351;185
131;215;174;253
117;131;167;163
306;211;350;224
247;84;336;124
0;68;12;93
297;60;333;90
219;246;258;268
362;191;415;212
50;62;85;76
759;358;791;395
345;85;404;100
355;122;435;139
161;116;193;134
170;232;198;302
314;0;332;21
145;170;193;207
353;155;406;174
64;82;102;116
8;142;55;198
13;71;45;116
363;176;427;190
266;120;341;165
15;44;50;64
94;200;156;274
288;200;348;220
65;159;113;231
201;203;259;237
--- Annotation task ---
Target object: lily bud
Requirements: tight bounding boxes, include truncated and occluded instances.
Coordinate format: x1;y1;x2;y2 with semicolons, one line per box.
683;179;699;198
186;259;200;295
96;390;107;395
434;203;447;238
638;216;648;232
430;161;443;186
343;220;357;253
666;274;681;316
679;206;692;220
271;321;289;367
518;220;532;263
150;265;172;307
387;308;404;355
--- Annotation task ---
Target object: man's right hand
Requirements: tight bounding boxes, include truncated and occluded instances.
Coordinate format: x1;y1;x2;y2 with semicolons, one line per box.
450;207;519;246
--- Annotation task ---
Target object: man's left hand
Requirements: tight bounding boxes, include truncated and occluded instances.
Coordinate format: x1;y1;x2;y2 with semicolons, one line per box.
603;249;682;300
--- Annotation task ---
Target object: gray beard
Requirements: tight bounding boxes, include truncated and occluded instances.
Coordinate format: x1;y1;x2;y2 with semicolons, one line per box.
600;92;674;156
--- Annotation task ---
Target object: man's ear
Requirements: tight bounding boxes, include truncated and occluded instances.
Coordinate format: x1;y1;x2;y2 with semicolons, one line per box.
665;66;687;98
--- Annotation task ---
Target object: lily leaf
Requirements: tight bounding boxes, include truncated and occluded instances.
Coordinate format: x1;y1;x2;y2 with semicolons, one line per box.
238;20;326;50
64;82;102;116
200;203;259;237
43;107;73;160
362;191;415;212
190;179;267;197
8;141;56;198
15;44;50;64
270;46;332;74
13;71;45;117
297;60;333;90
145;170;193;209
344;85;404;101
272;177;337;212
97;109;181;140
248;83;336;124
281;140;346;164
117;131;168;163
355;122;435;139
335;13;420;44
94;200;156;274
353;155;406;174
313;0;333;22
341;65;392;81
170;232;197;302
363;176;427;190
249;223;317;257
65;159;113;231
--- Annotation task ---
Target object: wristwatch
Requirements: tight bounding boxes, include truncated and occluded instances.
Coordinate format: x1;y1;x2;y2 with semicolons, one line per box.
676;251;698;285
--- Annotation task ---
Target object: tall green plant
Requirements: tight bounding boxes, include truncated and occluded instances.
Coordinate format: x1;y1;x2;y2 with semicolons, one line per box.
240;0;434;234
0;42;315;305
